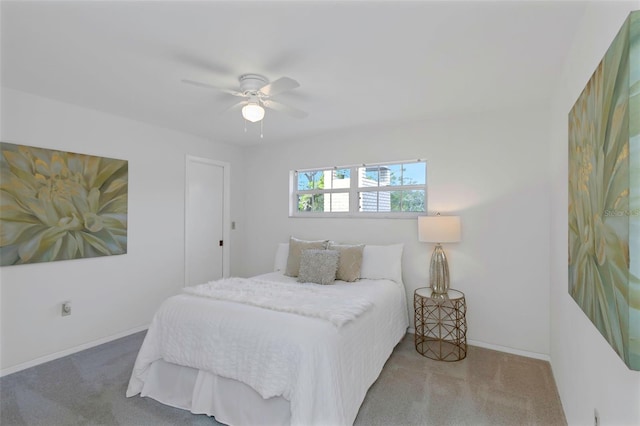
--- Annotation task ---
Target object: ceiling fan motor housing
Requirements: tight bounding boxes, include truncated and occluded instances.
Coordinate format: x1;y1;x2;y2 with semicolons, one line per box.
239;74;268;95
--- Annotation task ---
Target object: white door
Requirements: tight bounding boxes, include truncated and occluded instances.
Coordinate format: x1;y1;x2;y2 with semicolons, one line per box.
185;156;229;286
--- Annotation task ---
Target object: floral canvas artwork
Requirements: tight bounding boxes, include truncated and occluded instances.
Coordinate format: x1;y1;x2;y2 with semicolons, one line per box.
568;11;639;370
0;143;128;266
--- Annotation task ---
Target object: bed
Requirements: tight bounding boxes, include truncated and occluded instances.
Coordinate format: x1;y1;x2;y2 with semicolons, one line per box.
126;240;409;426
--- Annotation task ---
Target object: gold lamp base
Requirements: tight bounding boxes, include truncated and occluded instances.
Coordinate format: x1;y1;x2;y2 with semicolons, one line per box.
429;243;450;294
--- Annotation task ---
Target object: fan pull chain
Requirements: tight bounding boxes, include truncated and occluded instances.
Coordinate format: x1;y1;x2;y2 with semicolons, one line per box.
260;120;264;139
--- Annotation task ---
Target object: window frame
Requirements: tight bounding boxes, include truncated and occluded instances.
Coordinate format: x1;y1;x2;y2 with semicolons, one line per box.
290;160;427;219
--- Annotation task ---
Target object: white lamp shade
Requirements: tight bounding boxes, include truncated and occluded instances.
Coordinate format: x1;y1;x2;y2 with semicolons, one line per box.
242;103;265;122
418;215;461;243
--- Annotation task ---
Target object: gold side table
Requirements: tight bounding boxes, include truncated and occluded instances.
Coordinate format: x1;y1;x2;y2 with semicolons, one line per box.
414;287;467;361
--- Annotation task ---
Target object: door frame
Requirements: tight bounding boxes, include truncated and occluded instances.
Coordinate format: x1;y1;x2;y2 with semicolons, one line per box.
184;155;231;286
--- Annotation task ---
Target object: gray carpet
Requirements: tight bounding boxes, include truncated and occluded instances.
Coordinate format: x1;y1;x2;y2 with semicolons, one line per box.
354;337;567;426
0;332;566;426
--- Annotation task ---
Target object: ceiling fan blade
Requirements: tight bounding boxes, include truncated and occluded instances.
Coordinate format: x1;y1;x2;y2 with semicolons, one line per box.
263;100;308;119
220;101;246;114
259;77;300;96
181;79;243;97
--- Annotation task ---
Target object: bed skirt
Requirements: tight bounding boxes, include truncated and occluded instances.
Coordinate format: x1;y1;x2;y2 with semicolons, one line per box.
140;359;291;425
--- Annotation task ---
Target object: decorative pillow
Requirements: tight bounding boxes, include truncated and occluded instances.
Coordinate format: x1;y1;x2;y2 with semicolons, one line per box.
297;249;339;285
285;237;329;277
273;243;289;272
360;244;404;283
328;243;364;282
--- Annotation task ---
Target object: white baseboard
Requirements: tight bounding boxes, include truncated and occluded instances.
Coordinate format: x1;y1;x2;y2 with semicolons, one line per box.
0;324;149;377
467;339;550;361
407;328;550;361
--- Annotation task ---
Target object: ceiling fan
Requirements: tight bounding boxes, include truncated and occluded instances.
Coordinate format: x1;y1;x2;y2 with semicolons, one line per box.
182;74;308;123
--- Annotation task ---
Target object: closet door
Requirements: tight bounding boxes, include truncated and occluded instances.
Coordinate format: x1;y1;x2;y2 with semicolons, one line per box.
185;156;229;286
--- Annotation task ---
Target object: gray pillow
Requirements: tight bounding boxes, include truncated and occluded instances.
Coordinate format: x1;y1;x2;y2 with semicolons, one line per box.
328;243;365;282
297;249;339;285
285;237;329;277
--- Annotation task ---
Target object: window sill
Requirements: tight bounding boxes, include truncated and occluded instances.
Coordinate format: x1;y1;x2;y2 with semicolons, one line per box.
289;212;423;219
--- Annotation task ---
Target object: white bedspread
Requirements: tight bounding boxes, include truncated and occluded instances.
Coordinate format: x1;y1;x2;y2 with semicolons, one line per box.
126;272;408;426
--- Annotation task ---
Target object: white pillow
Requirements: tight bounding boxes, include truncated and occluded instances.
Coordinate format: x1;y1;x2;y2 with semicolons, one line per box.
360;244;404;283
273;243;289;272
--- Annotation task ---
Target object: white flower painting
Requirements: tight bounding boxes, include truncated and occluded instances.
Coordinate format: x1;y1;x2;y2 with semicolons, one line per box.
0;143;128;265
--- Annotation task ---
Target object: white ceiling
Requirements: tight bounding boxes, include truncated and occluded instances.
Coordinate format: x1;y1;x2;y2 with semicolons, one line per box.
1;1;588;145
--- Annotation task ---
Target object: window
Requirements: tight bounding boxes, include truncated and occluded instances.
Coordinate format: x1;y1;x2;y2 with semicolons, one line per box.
291;160;426;217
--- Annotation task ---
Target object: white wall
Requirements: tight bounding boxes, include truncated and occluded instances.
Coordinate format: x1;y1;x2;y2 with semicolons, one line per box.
548;2;640;426
241;105;552;357
0;88;246;374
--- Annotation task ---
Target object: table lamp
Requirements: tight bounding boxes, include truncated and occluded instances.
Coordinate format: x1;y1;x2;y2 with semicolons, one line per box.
418;214;461;294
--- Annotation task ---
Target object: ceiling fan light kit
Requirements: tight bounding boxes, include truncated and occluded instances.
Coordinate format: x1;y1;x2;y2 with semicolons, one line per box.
242;102;265;122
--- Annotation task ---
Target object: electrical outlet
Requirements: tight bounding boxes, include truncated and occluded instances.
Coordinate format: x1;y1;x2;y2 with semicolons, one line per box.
61;301;72;316
594;408;600;426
